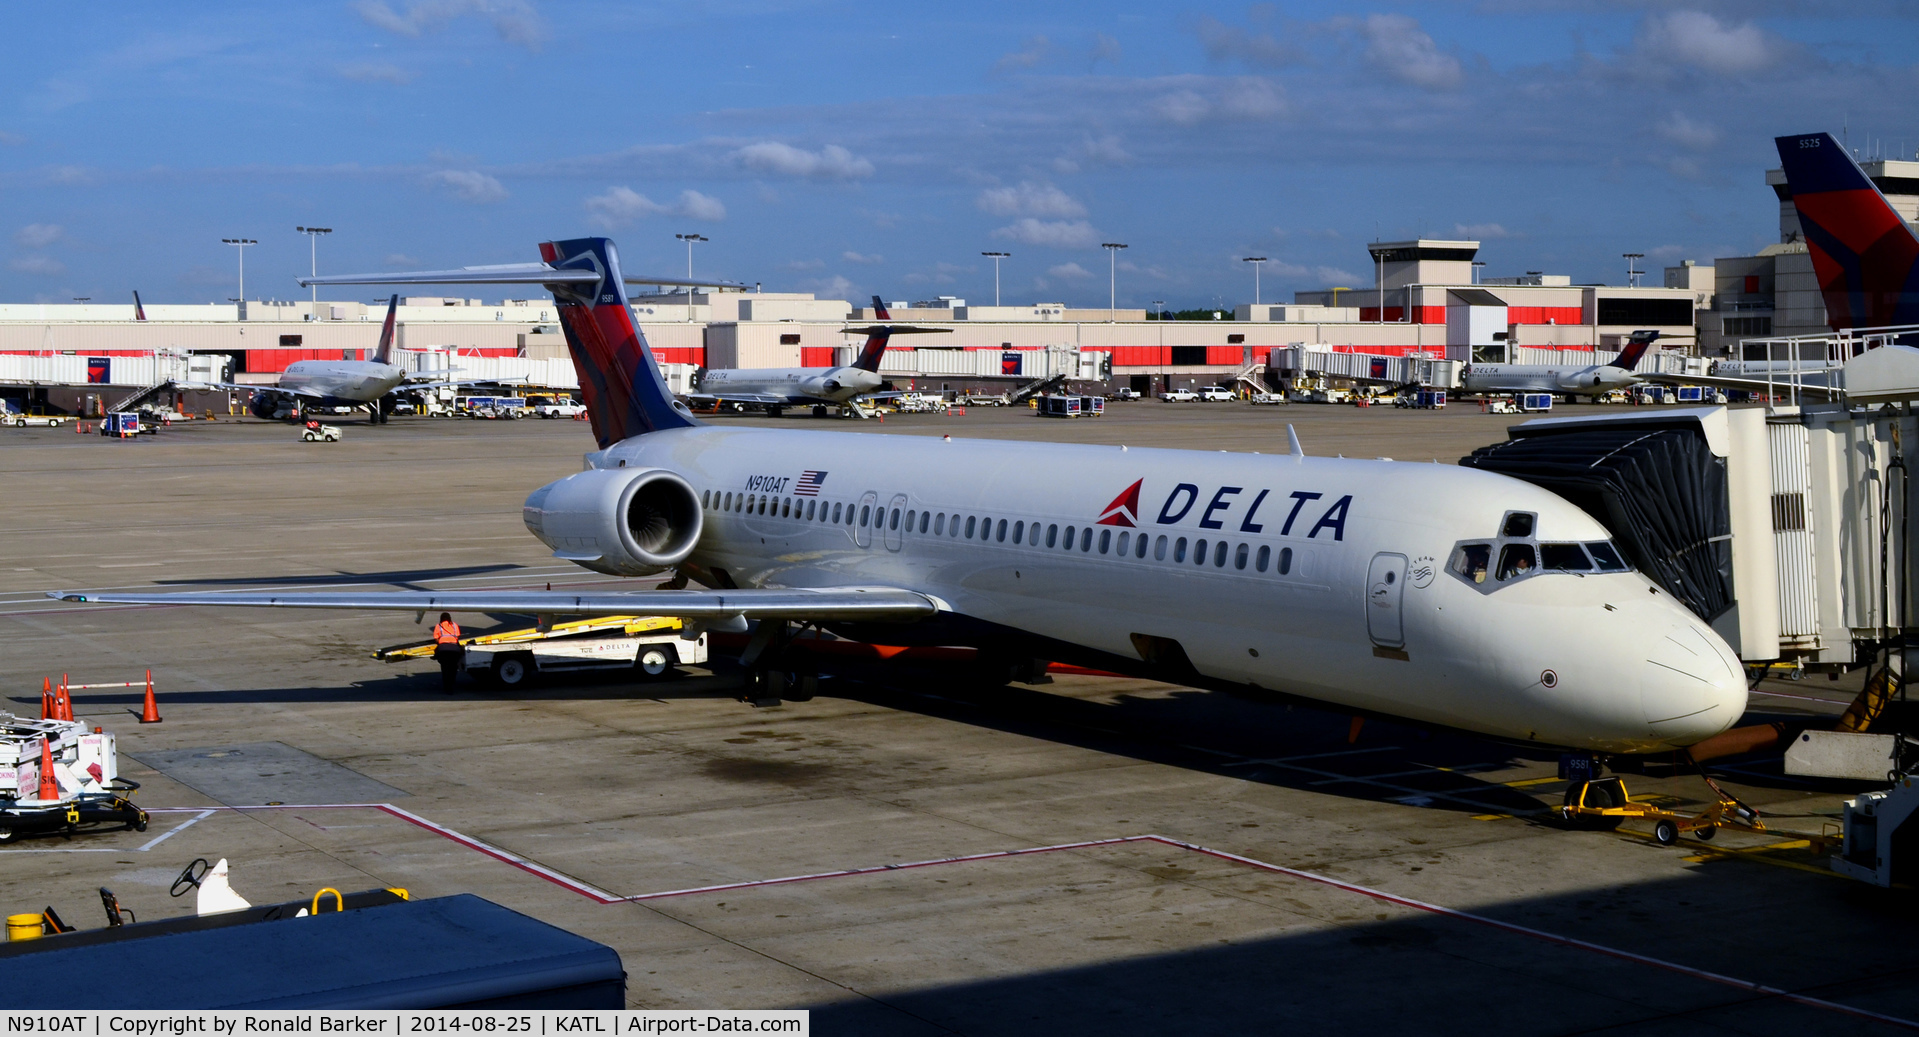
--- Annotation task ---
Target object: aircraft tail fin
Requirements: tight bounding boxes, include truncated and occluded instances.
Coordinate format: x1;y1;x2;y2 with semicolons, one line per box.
852;296;893;372
1609;330;1659;371
373;294;398;364
541;237;699;447
1776;132;1919;330
132;291;145;322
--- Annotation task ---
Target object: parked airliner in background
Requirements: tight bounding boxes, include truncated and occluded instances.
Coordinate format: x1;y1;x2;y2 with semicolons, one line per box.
1461;330;1660;397
58;237;1747;755
690;296;950;418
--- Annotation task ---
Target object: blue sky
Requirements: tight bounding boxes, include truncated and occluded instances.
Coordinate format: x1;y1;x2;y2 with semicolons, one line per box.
3;1;1916;308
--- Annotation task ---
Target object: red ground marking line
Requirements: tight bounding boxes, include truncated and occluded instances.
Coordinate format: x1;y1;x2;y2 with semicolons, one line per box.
150;806;1914;1030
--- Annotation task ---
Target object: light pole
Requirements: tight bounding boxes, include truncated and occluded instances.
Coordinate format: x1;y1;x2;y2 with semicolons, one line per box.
297;227;331;312
1102;243;1128;320
981;251;1009;307
1242;257;1266;307
222;238;256;320
676;233;708;284
1623;252;1644;288
1151;300;1165;320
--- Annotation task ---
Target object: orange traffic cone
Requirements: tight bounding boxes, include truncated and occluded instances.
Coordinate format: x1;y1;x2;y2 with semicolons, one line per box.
39;677;52;719
55;676;72;722
138;669;161;724
36;738;57;801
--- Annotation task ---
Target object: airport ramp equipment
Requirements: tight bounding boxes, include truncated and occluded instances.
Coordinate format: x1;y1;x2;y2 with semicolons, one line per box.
1010;373;1067;404
0;711;147;842
1268;347;1461;389
0;891;624;1008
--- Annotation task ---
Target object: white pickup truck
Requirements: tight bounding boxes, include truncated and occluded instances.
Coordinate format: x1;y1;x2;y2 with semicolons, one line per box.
535;399;587;419
1158;388;1198;402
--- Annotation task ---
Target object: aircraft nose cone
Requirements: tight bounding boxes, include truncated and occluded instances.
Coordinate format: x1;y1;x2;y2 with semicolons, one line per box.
1641;619;1745;744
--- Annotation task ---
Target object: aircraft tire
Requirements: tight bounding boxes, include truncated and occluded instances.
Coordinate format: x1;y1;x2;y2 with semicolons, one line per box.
783;673;818;702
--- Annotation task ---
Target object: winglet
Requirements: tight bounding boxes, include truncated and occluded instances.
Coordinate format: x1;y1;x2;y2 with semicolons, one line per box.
373;294;398;364
1287;424;1304;459
132;291;146;322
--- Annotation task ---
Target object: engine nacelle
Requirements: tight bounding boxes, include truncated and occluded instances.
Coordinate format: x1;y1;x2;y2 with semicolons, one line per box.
522;466;703;576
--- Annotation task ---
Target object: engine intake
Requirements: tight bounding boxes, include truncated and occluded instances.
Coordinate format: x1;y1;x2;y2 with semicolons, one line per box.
522;466;703;576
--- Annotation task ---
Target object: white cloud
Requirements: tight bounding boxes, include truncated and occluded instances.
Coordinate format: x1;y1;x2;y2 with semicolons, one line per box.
9;256;64;276
993;35;1050;74
1091;32;1122;66
992;218;1100;249
735;142;873;180
44;166;90;185
354;0;546;50
339;62;414;84
384;253;421;267
1357;15;1461;91
1634;11;1781;76
1047;262;1092;280
425;169;507;202
841;251;884;265
16;224;62;248
800;275;855;299
784;258;824;271
1151;77;1287;125
1453;222;1511;240
1656;111;1720;151
976;181;1087;219
1194;16;1300;68
583;187;726;227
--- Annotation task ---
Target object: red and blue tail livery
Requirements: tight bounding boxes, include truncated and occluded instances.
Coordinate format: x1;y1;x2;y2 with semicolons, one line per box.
1775;132;1919;331
852;296;895;372
541;237;699;448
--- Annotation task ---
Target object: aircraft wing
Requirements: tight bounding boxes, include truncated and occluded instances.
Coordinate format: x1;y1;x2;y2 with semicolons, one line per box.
400;375;529;388
176;381;330;398
47;586;940;622
1637;371;1844;400
299;265;750;291
688;392;808;406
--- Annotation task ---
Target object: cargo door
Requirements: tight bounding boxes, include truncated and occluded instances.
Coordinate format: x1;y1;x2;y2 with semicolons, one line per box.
883;493;908;551
1367;552;1407;648
853;490;878;549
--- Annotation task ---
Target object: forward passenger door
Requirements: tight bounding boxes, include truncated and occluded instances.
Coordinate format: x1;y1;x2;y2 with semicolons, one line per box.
1366;552;1407;649
883;494;908;552
853;490;878;549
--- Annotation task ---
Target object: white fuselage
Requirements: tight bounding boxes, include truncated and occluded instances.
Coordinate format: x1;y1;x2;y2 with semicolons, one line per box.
698;365;883;405
587;427;1746;753
1462;363;1638;396
277;360;408;404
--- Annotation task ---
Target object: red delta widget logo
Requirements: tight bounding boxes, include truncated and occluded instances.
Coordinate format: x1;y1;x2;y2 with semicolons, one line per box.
1097;478;1353;540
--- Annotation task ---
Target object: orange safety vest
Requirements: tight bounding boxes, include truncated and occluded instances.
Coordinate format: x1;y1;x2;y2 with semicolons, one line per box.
432;620;461;645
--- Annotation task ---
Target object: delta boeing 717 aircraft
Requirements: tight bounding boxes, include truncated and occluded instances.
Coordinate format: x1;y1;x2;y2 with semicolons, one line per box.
691;296;950;418
57;237;1746;754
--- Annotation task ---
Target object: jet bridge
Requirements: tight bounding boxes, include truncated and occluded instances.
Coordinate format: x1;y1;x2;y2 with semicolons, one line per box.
1267;346;1461;390
1461;342;1919;671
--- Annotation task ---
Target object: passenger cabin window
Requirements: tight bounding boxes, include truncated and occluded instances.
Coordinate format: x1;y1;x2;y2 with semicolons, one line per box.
832;502;842;523
1278;547;1293;574
1452;543;1491;584
1080;528;1092;552
965;516;977;538
1099;530;1111;554
1234;543;1249;570
1255;545;1269;572
1118;531;1131;555
920;512;930;534
1154;535;1167;560
1502;512;1535;538
1062;525;1075;549
1013;520;1025;543
935;513;945;535
1194;538;1208;565
860;504;871;526
996;519;1008;542
1137;534;1150;559
1174;537;1188;562
1540;543;1593;571
1047;524;1059;548
1497;543;1536;580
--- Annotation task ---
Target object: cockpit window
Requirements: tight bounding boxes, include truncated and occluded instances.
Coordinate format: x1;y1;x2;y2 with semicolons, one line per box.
1586;541;1629;571
1539;543;1593;571
1501;512;1535;538
1497;543;1536;580
1451;543;1491;584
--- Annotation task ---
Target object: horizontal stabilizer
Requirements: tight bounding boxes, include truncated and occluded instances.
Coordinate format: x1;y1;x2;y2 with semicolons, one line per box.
841;325;954;336
48;586;940;622
299;263;750;290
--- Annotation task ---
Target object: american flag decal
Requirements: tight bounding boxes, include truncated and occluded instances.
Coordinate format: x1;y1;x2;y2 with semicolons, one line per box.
795;470;827;496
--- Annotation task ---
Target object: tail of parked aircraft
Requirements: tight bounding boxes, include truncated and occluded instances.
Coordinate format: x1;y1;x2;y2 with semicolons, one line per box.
1608;330;1660;370
541;237;699;448
372;294;398;364
132;291;145;322
1775;132;1919;330
852;296;894;372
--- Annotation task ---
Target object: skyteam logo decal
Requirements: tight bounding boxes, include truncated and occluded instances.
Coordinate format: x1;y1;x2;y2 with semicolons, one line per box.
795;470;828;497
1096;479;1142;527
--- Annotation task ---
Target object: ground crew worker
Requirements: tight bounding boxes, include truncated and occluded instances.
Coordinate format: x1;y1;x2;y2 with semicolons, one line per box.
432;612;463;692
